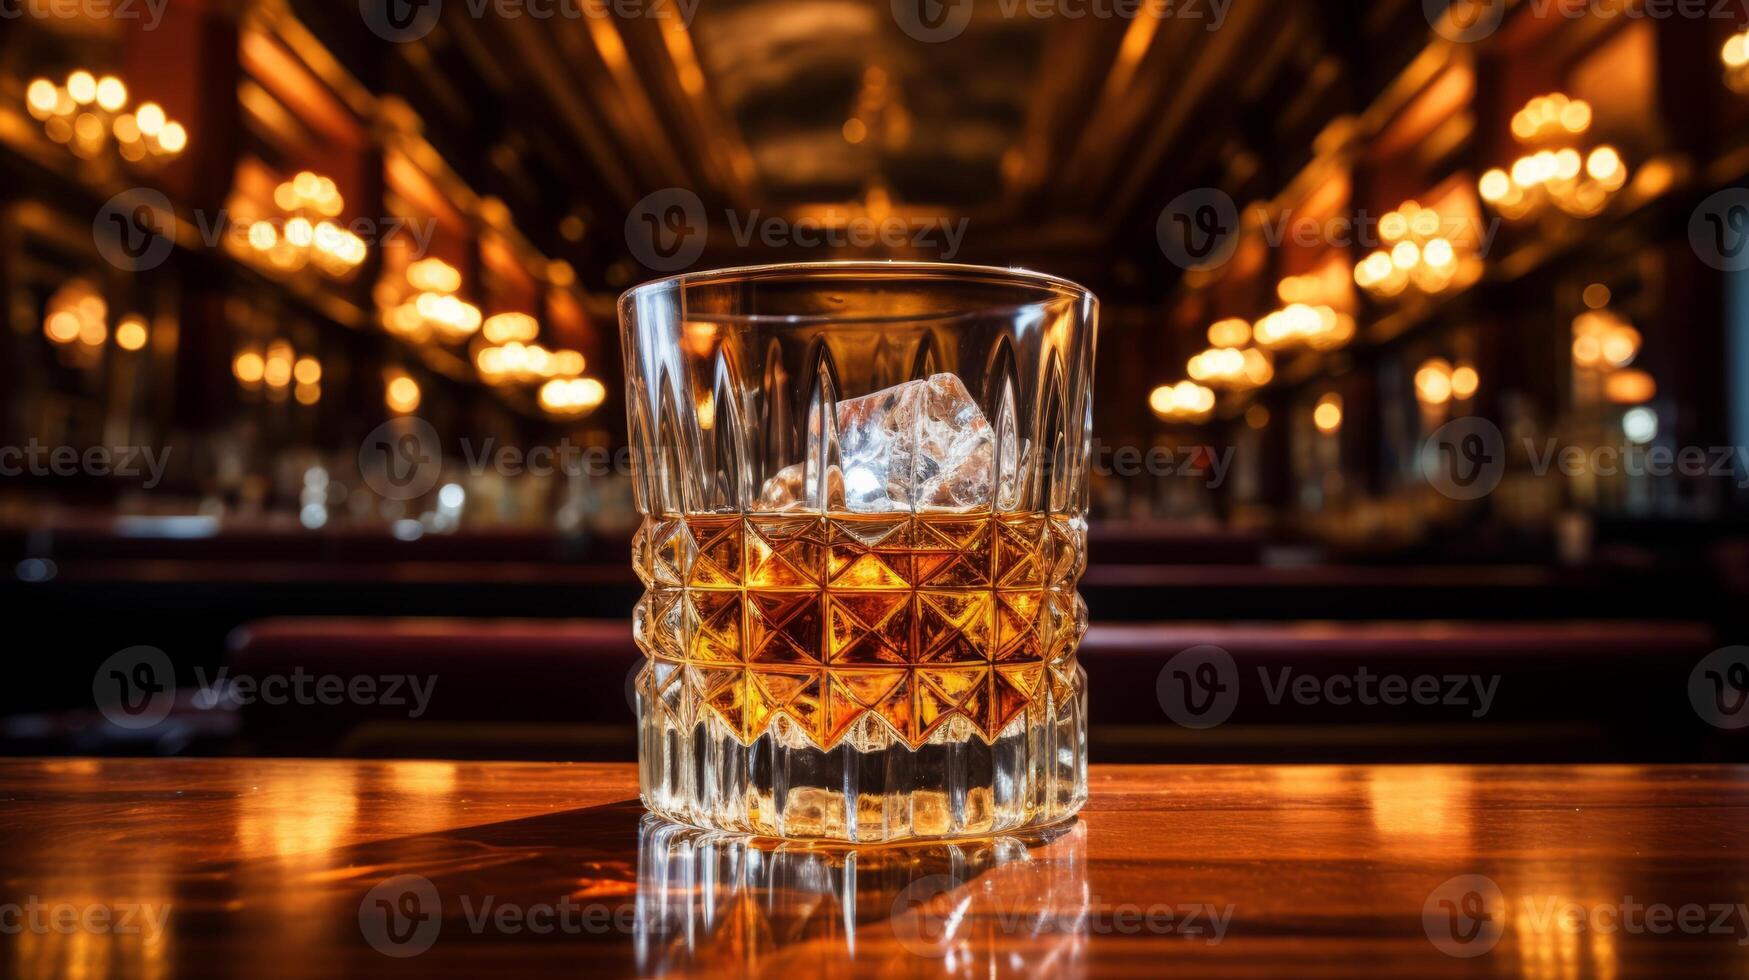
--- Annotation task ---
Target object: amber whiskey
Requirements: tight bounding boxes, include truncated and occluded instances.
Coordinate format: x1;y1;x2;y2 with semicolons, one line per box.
634;510;1088;841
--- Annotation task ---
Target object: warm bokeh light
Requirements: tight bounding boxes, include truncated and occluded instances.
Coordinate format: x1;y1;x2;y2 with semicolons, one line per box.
1604;369;1656;405
388;260;481;342
483;312;540;344
538;377;607;416
1481;93;1627;220
1253;303;1355;352
1450;363;1479;400
385;372;422;413
1572;310;1641;370
1149;381;1216;421
95;75;127;112
1356;199;1473;300
42;281;107;350
234;350;265;386
294;356;322;385
23;72;185;164
1187;345;1273;389
1313;393;1343;434
406;258;463;294
1207;317;1251;349
1725;28;1749;91
1415;358;1454;406
114;315;148;352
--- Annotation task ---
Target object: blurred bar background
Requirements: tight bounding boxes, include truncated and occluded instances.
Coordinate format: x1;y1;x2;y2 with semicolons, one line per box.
2;0;1747;763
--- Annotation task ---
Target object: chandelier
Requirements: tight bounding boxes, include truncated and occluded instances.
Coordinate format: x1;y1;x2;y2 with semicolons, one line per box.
1354;200;1476;299
25;71;185;164
1478;93;1627;220
384;259;481;343
235;172;367;278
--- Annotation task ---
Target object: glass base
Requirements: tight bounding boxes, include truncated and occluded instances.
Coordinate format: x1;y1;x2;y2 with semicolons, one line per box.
637;666;1087;842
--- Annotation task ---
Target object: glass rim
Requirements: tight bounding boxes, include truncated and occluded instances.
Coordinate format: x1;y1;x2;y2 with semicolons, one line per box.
617;260;1096;327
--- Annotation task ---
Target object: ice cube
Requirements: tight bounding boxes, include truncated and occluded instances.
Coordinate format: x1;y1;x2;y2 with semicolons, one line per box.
836;374;994;512
752;374;1000;513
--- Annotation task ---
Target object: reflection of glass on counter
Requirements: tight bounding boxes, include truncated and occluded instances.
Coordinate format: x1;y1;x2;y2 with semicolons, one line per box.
635;814;1087;975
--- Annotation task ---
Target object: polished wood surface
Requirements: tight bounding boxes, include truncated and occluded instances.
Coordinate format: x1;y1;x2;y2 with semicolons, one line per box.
2;759;1746;977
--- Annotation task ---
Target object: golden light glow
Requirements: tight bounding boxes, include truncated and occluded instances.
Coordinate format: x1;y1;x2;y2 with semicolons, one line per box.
135;101;164;135
1480;93;1627;220
1187;345;1273;389
387;260;481;342
42;281;107;350
294;356;322;385
1450;364;1479;400
26;78;58;119
67;70;97;105
1572;310;1641;369
94;75;127;112
44;311;81;344
386;372;422;414
1313;393;1344;435
1207;317;1251;349
474;338;586;386
1725;28;1749;92
115;315;148;352
1253;303;1356;352
24;72;185;164
406;258;462;294
1149;381;1216;422
1415;358;1454;406
482;312;540;344
538;377;607;416
1605;369;1656;404
236;171;365;278
1355;199;1476;300
264;340;295;389
234;350;266;386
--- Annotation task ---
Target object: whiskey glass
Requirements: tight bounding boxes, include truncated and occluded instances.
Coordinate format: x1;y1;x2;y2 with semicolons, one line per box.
621;262;1097;841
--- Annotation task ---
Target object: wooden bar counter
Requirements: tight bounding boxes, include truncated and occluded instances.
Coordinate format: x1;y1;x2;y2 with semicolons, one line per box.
2;759;1747;976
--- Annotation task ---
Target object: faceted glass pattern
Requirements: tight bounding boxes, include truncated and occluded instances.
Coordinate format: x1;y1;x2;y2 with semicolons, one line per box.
621;263;1097;841
633;512;1088;749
